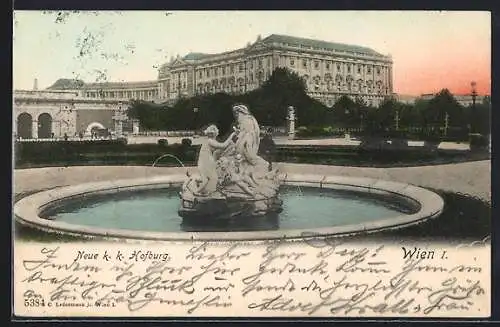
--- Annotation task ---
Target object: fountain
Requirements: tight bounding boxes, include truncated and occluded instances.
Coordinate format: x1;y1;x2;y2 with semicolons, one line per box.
178;104;282;223
152;154;185;167
14;103;445;242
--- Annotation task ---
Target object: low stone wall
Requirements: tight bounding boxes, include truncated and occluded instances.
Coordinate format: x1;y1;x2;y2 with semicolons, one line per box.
14;173;444;242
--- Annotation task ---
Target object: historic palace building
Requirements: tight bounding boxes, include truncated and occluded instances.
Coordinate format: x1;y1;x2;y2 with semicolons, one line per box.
158;34;394;107
47;34;394;107
14;34;394;138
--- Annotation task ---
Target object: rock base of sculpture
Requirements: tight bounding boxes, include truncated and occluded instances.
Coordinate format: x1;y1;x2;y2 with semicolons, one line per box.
179;166;283;222
179;193;283;222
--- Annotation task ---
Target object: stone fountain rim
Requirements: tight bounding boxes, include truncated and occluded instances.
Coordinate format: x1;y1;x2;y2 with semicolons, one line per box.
14;174;444;242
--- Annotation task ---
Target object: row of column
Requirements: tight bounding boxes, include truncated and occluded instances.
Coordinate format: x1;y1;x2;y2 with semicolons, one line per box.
113;117;140;137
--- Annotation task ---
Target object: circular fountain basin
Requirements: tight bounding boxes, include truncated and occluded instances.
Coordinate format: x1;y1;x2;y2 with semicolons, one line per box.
14;174;444;241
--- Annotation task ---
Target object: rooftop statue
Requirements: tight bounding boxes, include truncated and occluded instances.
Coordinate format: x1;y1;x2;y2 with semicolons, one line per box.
179;104;283;221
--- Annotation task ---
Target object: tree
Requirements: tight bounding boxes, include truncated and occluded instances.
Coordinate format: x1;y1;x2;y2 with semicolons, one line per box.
261;67;307;96
424;89;462;128
466;101;490;135
375;98;399;132
332;95;357;127
127;100;169;130
399;103;421;128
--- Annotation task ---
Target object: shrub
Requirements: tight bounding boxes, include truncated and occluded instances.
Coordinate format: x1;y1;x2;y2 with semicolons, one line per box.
117;137;128;145
158;139;169;146
181;138;193;147
470;133;489;151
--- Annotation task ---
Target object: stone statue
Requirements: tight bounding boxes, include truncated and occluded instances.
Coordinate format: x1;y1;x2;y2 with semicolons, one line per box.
195;124;236;195
178;104;283;221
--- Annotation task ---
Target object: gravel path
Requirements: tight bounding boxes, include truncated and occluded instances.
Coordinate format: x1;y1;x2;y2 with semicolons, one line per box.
14;161;490;202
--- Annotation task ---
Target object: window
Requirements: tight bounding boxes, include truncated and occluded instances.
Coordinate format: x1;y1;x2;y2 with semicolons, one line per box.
231;65;235;74
302;59;307;68
314;61;319;69
290;58;295;66
222;67;226;75
239;63;244;72
259;59;263;68
357;65;361;74
337;63;341;71
207;69;210;77
367;66;372;74
377;67;381;75
199;71;202;78
347;65;351;73
326;62;330;69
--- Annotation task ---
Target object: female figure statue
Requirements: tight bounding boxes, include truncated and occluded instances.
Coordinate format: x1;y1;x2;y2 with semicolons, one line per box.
195;124;236;195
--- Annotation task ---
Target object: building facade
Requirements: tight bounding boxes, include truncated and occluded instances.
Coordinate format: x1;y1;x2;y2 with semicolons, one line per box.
13;90;136;139
46;34;394;107
158;34;394;107
395;94;418;105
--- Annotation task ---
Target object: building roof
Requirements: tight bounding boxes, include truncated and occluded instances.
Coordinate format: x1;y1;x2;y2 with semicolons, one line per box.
183;52;213;60
47;78;85;90
261;34;385;57
47;79;158;90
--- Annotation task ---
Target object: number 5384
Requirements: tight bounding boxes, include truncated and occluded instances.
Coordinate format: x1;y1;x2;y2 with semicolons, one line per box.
24;298;45;307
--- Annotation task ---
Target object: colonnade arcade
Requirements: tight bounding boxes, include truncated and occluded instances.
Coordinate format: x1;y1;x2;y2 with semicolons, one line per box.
13;93;138;140
16;112;54;139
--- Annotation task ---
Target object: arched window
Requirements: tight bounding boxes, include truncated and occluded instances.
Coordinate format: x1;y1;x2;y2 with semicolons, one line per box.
37;113;52;138
17;112;33;139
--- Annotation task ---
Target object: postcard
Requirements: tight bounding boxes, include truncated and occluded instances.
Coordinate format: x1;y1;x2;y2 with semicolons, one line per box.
12;10;491;318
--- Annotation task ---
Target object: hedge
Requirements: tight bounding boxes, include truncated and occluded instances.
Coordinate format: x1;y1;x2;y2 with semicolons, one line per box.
15;140;200;167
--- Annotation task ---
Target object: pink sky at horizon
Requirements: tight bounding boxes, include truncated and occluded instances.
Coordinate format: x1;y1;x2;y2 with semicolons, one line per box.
389;13;491;96
394;42;491;96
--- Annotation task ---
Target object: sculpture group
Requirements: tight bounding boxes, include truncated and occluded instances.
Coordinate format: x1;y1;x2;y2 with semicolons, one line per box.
179;104;283;221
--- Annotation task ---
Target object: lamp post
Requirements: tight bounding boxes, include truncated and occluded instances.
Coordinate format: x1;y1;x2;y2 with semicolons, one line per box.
471;81;477;133
444;112;449;136
394;109;400;131
192;107;199;135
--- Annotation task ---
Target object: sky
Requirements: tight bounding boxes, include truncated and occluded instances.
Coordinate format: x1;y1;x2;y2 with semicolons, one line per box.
13;11;491;96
